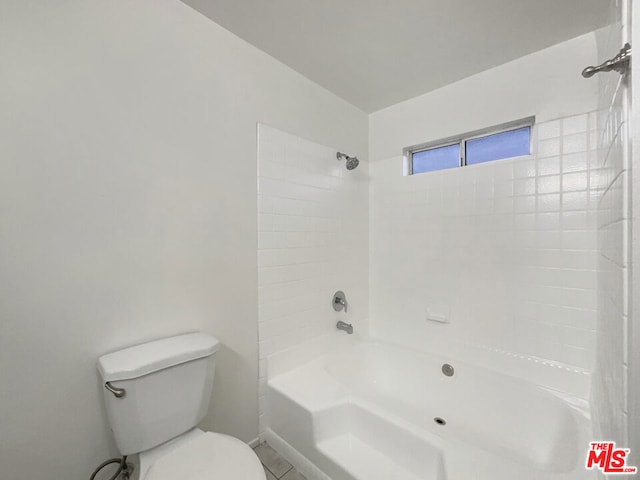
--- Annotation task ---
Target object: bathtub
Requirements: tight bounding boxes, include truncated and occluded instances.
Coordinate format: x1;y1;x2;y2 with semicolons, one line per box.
265;340;595;480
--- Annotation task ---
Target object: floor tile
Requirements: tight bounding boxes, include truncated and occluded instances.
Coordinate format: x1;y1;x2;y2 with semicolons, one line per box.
281;468;307;480
254;443;293;478
264;466;277;480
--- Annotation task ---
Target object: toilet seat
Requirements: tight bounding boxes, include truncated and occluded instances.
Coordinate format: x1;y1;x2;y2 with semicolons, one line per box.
145;432;266;480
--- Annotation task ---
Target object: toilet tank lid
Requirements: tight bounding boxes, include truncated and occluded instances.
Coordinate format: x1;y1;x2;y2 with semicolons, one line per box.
98;333;220;382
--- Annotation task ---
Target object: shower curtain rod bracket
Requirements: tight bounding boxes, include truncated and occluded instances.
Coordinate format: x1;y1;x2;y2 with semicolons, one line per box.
582;43;631;78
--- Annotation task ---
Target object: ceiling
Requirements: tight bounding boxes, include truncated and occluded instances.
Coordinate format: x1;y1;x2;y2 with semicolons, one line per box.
182;0;609;113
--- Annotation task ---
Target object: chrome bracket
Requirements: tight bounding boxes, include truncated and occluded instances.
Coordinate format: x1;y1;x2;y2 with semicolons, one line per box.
105;382;126;398
582;43;631;78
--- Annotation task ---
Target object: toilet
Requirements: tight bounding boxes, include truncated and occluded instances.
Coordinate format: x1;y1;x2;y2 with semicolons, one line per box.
97;332;266;480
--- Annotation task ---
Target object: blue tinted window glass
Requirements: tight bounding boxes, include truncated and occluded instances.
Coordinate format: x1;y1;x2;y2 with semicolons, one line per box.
465;127;530;165
412;144;460;174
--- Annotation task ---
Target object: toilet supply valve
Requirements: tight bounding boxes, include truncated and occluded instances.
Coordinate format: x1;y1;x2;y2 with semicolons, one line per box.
89;455;132;480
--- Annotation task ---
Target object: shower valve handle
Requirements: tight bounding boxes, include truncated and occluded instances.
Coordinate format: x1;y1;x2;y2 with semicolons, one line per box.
337;297;348;312
333;291;348;312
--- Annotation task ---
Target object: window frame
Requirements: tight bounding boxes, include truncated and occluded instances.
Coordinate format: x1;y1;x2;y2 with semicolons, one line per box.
403;116;535;175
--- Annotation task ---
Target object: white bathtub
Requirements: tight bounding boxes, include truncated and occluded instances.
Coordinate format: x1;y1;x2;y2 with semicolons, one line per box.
266;340;595;480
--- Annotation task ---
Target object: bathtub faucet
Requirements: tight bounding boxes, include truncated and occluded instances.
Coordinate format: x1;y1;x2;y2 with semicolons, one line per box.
336;321;353;334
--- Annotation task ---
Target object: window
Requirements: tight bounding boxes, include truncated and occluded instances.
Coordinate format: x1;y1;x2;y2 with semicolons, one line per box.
412;143;459;174
403;117;534;175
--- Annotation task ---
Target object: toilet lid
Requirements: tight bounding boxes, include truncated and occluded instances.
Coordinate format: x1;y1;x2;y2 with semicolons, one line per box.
145;432;266;480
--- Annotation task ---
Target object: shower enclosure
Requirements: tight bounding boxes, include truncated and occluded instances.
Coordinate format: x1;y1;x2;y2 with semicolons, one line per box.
257;1;636;478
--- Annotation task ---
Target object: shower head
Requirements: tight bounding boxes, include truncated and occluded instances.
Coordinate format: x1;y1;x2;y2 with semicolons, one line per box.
336;152;360;170
345;156;359;170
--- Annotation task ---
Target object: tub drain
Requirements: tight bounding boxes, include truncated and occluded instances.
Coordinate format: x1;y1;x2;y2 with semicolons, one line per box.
441;364;454;376
434;417;446;426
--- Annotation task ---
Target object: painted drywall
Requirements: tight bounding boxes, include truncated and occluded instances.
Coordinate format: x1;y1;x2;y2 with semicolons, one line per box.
369;32;599;162
0;1;367;479
257;125;369;435
183;0;609;112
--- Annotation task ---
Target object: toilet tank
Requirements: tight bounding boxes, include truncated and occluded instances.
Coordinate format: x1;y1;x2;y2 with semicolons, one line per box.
97;333;220;455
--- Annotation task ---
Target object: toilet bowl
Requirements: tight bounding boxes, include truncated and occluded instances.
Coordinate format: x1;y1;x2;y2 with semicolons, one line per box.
97;333;265;480
139;429;264;480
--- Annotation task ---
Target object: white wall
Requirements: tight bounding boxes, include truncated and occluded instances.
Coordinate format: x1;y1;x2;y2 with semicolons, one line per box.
0;2;367;479
591;0;631;450
369;33;599;162
257;125;368;434
368;34;601;383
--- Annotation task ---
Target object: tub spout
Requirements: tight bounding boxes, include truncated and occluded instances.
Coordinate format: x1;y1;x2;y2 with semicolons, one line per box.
336;321;353;334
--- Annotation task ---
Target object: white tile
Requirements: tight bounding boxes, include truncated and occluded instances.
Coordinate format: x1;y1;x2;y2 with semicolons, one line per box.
537;193;560;212
537;175;560;194
563;133;589;154
536;119;561;140
562;191;589;211
514;195;536;213
514;178;535;195
537;156;561;176
562;211;588;230
538;138;561;158
562;153;588;173
536;213;560;230
514;159;536;178
562;172;588;192
562;114;589;135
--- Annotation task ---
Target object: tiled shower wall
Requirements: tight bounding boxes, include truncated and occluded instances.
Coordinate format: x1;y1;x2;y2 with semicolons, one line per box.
370;113;600;372
591;0;630;445
257;124;369;434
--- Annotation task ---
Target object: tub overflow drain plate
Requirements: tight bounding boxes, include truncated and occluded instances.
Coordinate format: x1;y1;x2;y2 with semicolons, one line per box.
442;364;454;376
434;417;446;426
